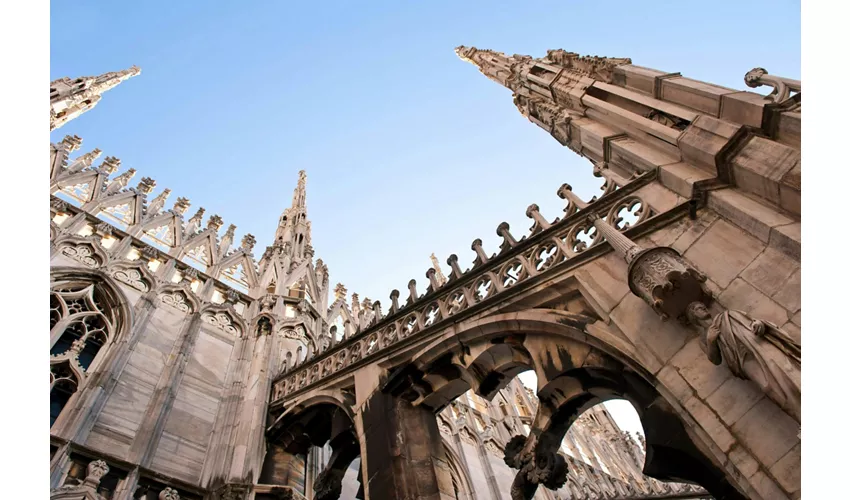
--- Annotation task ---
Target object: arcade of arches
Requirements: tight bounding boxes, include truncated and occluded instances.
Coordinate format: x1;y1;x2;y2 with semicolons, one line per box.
50;46;800;500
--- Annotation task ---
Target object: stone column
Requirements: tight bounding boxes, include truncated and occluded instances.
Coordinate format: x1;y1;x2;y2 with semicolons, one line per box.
359;390;457;500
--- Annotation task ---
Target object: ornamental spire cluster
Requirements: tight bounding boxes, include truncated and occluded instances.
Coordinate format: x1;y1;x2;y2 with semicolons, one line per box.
272;169;312;261
50;65;141;131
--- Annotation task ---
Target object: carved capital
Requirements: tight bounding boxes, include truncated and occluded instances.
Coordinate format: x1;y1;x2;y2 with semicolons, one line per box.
627;247;710;322
84;460;109;487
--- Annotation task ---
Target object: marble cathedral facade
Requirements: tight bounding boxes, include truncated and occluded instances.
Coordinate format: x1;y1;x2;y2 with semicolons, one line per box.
49;43;800;500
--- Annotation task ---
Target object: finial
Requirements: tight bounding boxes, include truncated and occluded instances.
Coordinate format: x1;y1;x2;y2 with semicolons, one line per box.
241;233;256;253
526;204;551;235
103;168;136;196
172;196;190;216
426;268;441;292
189;207;205;223
389;289;401;314
406;279;419;305
471;238;490;268
207;214;224;232
83;460;110;488
557;183;589;216
98;156;121;175
496;222;518;253
446;254;464;281
61;135;83;152
745;67;801;103
145;188;171;218
334;283;348;301
136;176;156;194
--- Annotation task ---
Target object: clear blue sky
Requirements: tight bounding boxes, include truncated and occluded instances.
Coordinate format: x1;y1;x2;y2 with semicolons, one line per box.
50;1;800;436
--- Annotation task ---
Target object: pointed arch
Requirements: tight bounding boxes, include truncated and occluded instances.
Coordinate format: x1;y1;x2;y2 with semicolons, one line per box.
108;260;156;293
54;235;110;269
156;282;201;315
442;437;475;500
49;268;132;431
200;304;247;338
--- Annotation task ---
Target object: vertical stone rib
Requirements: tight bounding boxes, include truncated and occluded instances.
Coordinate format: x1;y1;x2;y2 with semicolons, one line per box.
127;311;204;467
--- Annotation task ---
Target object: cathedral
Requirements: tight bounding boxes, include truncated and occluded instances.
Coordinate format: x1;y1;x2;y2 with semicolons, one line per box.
50;45;800;500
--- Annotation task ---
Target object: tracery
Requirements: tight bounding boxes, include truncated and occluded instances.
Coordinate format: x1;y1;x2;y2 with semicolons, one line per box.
49;277;122;427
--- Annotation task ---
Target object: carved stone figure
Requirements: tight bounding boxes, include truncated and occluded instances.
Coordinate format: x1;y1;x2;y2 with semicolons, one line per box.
689;303;801;423
314;468;345;500
504;434;568;500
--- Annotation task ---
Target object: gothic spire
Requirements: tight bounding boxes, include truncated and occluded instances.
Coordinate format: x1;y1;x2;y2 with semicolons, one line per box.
455;46;631;145
50;65;141;131
273;170;312;260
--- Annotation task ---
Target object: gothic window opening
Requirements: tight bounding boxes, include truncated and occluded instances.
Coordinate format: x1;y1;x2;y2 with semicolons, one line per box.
50;363;78;427
50;278;123;429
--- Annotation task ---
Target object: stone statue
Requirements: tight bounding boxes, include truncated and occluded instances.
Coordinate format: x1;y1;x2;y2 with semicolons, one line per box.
689;303;801;423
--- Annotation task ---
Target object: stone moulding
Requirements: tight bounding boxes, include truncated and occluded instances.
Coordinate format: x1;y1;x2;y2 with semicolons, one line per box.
270;170;700;403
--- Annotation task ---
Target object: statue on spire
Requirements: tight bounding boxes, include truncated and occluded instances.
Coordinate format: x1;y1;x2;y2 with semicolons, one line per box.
430;253;447;287
270;170;314;264
50;66;141;131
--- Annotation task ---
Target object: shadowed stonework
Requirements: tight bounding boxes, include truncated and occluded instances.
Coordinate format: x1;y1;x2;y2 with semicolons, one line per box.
50;45;800;500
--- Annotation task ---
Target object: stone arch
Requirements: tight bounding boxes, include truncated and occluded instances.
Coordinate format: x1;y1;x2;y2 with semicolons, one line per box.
394;308;744;499
49;268;133;431
156;282;201;315
199;304;246;338
249;313;278;337
54;235;110;269
107;260;156;294
264;396;360;500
